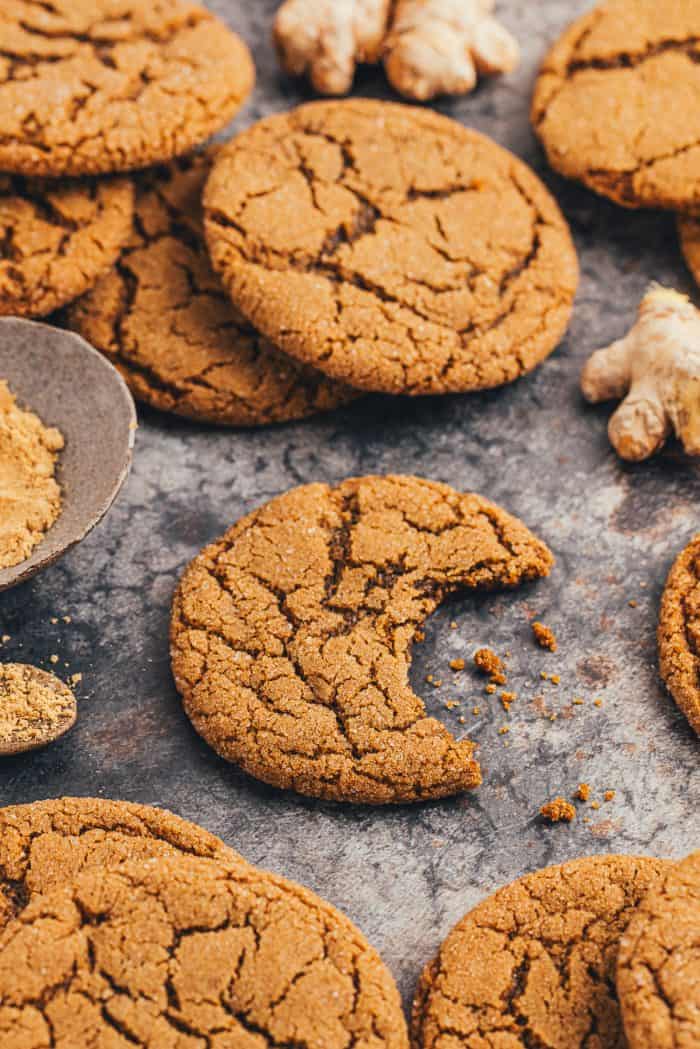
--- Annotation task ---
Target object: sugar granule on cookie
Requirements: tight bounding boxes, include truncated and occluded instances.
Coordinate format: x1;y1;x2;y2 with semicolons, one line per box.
0;664;76;755
540;797;576;822
171;475;553;804
0;381;64;570
582;286;700;461
532;620;557;651
384;0;520;101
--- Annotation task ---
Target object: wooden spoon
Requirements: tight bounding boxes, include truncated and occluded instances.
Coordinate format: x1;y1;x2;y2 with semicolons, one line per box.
0;318;136;591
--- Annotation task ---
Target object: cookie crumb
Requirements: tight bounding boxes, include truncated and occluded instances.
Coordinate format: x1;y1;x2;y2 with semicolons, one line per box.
500;691;516;712
628;600;638;608
575;783;590;802
449;658;465;672
604;790;616;802
594;698;603;708
498;725;510;735
49;654;59;665
70;673;83;686
541;797;576;823
472;706;480;716
591;801;600;810
450;621;457;630
532;621;557;651
474;647;506;685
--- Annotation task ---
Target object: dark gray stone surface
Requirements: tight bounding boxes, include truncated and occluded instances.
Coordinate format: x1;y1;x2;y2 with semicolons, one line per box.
0;0;698;1011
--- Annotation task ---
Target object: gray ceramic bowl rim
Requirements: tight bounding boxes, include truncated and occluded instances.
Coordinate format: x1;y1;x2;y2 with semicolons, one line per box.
0;318;136;592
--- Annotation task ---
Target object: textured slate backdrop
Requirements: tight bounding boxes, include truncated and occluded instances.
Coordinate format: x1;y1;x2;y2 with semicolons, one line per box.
1;0;698;1008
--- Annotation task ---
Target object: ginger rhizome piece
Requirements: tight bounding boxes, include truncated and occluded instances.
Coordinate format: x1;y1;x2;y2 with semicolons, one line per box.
384;0;519;101
582;287;700;461
273;0;518;99
273;0;393;95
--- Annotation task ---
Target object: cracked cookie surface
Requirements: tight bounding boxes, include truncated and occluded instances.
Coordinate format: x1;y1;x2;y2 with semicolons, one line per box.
532;1;700;210
0;853;407;1049
658;534;700;735
678;213;700;288
0;663;76;755
0;174;133;317
170;474;553;804
412;854;668;1049
204;99;578;396
0;797;243;934
0;0;255;177
617;850;700;1049
65;149;356;427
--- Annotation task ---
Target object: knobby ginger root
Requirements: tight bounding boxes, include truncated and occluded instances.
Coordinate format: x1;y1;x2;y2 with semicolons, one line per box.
273;0;393;95
582;287;700;461
384;0;519;101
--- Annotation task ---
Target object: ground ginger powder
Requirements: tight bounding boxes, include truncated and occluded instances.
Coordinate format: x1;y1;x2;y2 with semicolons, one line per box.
0;380;64;569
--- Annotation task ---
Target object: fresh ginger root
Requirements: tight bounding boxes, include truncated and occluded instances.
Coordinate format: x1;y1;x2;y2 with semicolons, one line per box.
273;0;518;99
384;0;520;101
273;0;393;95
582;287;700;461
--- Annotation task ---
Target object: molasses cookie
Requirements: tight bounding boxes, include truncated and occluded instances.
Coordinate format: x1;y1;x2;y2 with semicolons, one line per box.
532;2;700;210
658;534;700;735
0;664;76;755
678;213;700;287
0;1;254;177
0;854;408;1049
0;797;243;931
413;854;668;1049
66;150;356;426
204;99;578;395
171;474;553;804
617;850;700;1049
0;174;133;317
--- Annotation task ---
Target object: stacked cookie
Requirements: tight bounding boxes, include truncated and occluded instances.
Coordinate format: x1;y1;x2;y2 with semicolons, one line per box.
532;0;700;285
0;797;408;1047
413;851;700;1049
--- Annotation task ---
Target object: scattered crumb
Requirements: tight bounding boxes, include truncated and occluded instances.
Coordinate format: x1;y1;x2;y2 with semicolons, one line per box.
485;683;497;694
500;691;516;712
628;600;638;608
69;673;82;686
472;706;480;716
594;699;603;708
575;783;590;802
604;790;616;802
49;654;58;665
498;725;510;735
540;671;549;680
0;635;9;644
50;617;58;625
591;801;600;810
572;697;585;706
550;674;560;685
432;679;442;688
425;674;433;683
450;621;457;630
445;700;459;710
473;647;506;685
415;629;425;643
541;798;576;823
63;616;71;624
449;658;465;672
458;716;465;724
532;621;557;652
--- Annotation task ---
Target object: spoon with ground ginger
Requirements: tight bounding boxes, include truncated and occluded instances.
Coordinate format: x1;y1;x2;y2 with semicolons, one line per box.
0;663;77;755
0;318;136;591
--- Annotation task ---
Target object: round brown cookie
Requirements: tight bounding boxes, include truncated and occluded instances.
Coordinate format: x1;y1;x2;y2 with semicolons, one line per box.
65;150;356;427
678;213;700;286
617;851;700;1049
0;853;407;1049
658;534;700;735
170;474;553;804
0;174;133;317
0;664;76;755
412;854;669;1049
0;1;255;177
203;99;578;396
0;796;244;932
532;2;700;210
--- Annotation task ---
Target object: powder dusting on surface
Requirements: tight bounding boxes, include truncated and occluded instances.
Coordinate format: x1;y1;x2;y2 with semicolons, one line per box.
0;380;64;570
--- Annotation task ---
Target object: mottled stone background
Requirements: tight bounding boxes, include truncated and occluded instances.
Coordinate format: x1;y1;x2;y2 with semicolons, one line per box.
1;0;698;1009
